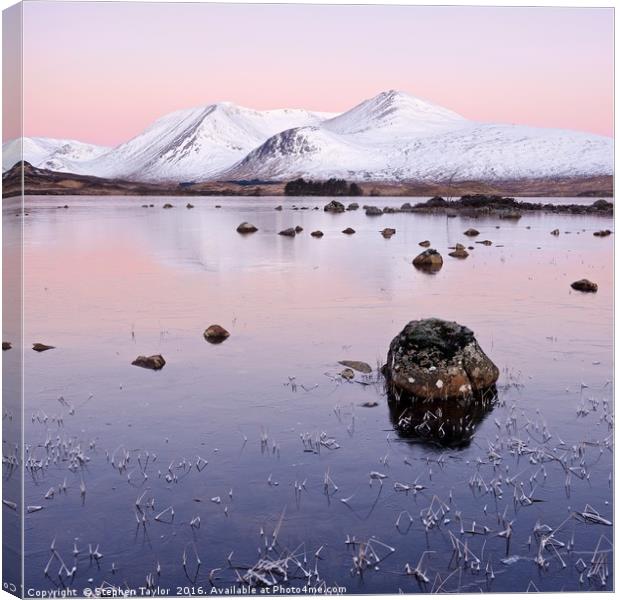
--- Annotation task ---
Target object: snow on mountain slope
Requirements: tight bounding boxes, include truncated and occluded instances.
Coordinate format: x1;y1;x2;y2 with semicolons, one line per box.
2;137;109;172
223;91;613;182
73;103;337;182
323;89;466;138
226;126;373;180
4;91;612;183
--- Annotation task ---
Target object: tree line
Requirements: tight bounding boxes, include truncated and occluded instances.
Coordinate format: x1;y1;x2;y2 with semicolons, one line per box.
284;178;363;196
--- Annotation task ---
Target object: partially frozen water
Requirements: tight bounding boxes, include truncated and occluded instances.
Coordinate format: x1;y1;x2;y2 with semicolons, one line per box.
3;195;613;595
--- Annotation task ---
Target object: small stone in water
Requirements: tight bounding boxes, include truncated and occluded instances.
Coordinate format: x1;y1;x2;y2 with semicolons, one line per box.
204;325;230;344
339;360;372;374
132;355;166;370
340;368;355;381
33;343;55;352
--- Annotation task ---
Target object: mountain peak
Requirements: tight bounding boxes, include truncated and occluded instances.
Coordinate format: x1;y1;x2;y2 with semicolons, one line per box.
324;90;467;137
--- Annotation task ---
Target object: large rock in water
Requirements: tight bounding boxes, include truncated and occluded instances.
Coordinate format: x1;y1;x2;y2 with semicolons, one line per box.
324;200;345;213
236;222;258;234
384;319;499;400
571;279;598;293
412;249;443;272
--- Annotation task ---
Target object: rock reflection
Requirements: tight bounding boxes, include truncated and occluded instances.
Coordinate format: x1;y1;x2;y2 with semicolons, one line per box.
387;386;498;448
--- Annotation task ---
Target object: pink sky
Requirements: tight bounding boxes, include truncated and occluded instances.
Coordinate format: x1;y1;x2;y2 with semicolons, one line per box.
10;3;615;145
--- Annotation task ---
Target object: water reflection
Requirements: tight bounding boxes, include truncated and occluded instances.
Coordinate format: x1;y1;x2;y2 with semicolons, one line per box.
387;386;498;447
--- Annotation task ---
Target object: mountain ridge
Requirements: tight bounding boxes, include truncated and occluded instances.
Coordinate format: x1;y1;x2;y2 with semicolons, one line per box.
3;91;613;183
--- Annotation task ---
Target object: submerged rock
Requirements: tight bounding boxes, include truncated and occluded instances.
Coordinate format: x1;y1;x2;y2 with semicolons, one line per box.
32;343;55;352
571;279;598;293
381;228;396;238
132;354;166;370
412;249;443;272
463;228;480;237
204;325;230;343
499;211;522;220
340;368;355;381
2;342;11;351
278;227;296;237
342;227;356;235
448;244;469;259
311;230;324;238
324;200;345;213
339;360;372;374
476;240;493;246
236;222;258;234
383;318;499;401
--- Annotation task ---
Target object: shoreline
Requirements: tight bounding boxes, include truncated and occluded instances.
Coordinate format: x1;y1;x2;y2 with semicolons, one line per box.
2;161;613;199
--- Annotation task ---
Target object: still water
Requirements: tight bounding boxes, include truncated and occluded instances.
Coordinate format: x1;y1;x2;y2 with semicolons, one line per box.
3;195;613;595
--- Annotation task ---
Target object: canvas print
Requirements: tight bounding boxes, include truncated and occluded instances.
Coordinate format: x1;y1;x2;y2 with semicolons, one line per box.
1;2;614;597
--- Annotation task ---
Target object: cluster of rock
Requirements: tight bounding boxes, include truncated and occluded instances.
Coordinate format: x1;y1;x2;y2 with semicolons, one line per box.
408;195;613;217
4;342;55;352
315;195;613;218
236;221;400;239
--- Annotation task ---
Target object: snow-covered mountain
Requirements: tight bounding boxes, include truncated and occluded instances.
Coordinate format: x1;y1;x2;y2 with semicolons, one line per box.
223;90;613;182
3;91;613;183
2;137;110;173
67;103;335;182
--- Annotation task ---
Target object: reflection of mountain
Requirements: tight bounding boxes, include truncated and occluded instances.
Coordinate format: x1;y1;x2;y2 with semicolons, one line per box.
387;387;498;448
